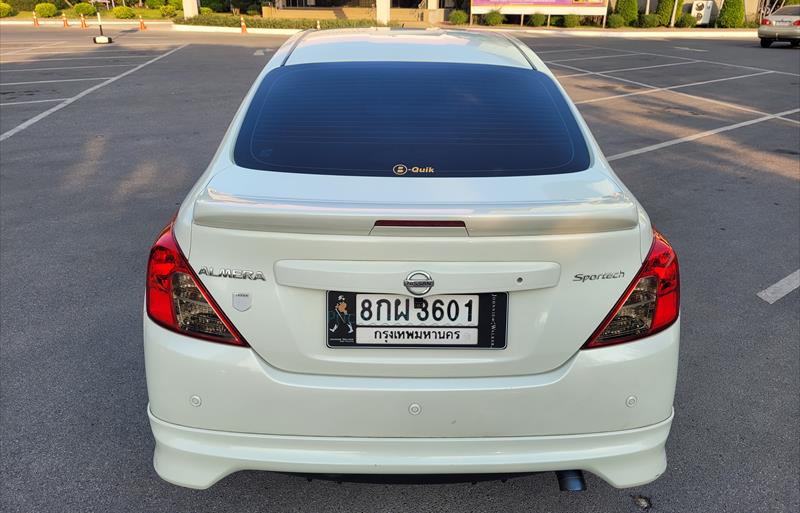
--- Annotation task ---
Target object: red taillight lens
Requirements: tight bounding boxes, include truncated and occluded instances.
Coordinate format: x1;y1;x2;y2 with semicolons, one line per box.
793;19;800;26
146;224;248;346
761;18;772;25
582;230;679;349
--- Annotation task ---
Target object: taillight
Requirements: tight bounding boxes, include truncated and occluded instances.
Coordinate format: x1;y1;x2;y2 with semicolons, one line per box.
794;19;800;26
146;223;248;346
582;230;679;349
761;18;772;25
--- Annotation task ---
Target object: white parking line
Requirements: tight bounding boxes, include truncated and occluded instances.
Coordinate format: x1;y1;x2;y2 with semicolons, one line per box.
551;61;800;124
0;98;69;106
546;53;640;63
557;60;701;79
0;44;188;142
757;270;800;304
1;77;114;86
0;54;162;63
575;71;773;105
571;43;800;77
0;41;64;56
534;47;599;54
0;64;138;72
606;108;800;161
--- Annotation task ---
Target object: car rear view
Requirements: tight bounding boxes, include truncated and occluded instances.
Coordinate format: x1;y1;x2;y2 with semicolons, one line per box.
144;29;680;491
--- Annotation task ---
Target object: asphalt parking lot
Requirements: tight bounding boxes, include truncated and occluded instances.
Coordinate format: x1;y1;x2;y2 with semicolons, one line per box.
1;26;798;513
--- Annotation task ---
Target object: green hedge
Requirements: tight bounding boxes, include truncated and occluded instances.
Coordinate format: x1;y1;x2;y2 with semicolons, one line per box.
482;9;504;25
0;2;13;16
160;3;175;16
112;5;135;18
8;0;65;10
562;14;579;27
716;0;744;27
448;8;467;24
175;14;393;29
145;0;165;8
676;11;696;27
199;6;212;14
638;13;659;27
654;0;674;26
526;12;546;26
34;2;56;17
200;0;226;11
606;13;625;27
614;0;638;25
73;1;95;15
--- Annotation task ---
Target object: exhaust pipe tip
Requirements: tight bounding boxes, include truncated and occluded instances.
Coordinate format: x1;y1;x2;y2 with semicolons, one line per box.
556;470;586;492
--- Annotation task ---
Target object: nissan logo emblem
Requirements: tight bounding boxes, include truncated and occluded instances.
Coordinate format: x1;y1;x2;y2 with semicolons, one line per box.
404;271;434;296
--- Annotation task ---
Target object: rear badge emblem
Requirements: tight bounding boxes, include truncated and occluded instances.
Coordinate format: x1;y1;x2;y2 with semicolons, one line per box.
232;293;252;312
393;164;408;176
404;271;434;296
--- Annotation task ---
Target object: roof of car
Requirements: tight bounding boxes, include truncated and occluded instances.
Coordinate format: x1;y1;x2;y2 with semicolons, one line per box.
284;29;534;69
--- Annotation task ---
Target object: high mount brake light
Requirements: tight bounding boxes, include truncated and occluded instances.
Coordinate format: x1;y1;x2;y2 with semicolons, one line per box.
146;223;248;347
582;230;679;349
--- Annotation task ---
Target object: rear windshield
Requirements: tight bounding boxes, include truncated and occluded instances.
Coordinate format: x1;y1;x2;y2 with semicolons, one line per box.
773;5;800;15
234;62;591;178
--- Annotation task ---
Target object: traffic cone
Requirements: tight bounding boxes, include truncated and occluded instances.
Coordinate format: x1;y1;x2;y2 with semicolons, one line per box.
80;13;88;29
32;12;39;27
240;15;247;34
62;12;70;28
138;15;147;30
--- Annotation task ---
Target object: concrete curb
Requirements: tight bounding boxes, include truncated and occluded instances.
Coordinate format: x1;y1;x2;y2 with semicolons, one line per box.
463;26;759;39
172;24;301;35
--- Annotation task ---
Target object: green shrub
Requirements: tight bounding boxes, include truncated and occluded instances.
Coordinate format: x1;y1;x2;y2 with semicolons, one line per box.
654;0;674;25
246;4;259;15
160;4;175;16
9;0;64;9
606;13;625;27
199;6;212;14
201;0;225;11
145;0;165;8
562;14;579;27
638;13;660;27
716;0;744;27
614;0;638;25
167;0;181;7
0;2;12;16
482;9;504;26
73;1;95;15
448;8;467;24
112;5;135;17
526;12;546;26
676;11;696;27
34;2;56;16
175;14;397;28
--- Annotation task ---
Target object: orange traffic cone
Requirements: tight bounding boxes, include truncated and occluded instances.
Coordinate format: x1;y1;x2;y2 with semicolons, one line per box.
240;15;247;34
80;13;88;29
138;15;147;30
62;12;70;28
32;12;40;27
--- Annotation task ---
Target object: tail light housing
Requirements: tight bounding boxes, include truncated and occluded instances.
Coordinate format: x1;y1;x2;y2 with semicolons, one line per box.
761;18;772;25
146;223;248;346
794;19;800;26
582;229;679;349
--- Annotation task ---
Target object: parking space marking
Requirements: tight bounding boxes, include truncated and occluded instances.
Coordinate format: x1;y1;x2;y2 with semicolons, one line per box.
0;64;138;72
0;98;69;107
552;61;800;124
0;41;64;56
0;54;164;63
533;47;600;54
606;108;800;161
570;43;800;77
545;53;639;63
1;77;114;86
757;270;800;304
0;44;188;142
575;71;773;105
557;60;700;78
674;46;709;52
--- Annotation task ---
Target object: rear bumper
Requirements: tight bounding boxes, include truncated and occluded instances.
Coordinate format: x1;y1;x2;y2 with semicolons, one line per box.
758;27;800;40
149;407;673;489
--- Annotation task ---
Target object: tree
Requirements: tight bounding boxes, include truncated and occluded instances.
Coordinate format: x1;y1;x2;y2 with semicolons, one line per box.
717;0;745;27
654;0;676;25
614;0;639;25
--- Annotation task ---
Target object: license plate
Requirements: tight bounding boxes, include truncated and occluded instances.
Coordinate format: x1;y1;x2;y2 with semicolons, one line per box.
326;291;508;348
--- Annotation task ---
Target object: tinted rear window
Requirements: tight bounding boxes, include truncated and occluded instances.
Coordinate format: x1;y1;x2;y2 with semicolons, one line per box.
774;5;800;15
234;62;590;177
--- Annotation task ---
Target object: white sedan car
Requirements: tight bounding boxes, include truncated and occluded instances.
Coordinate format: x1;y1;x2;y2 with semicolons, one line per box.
144;29;680;492
758;5;800;47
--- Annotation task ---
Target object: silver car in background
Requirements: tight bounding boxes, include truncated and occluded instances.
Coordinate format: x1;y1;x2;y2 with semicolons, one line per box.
759;5;800;47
